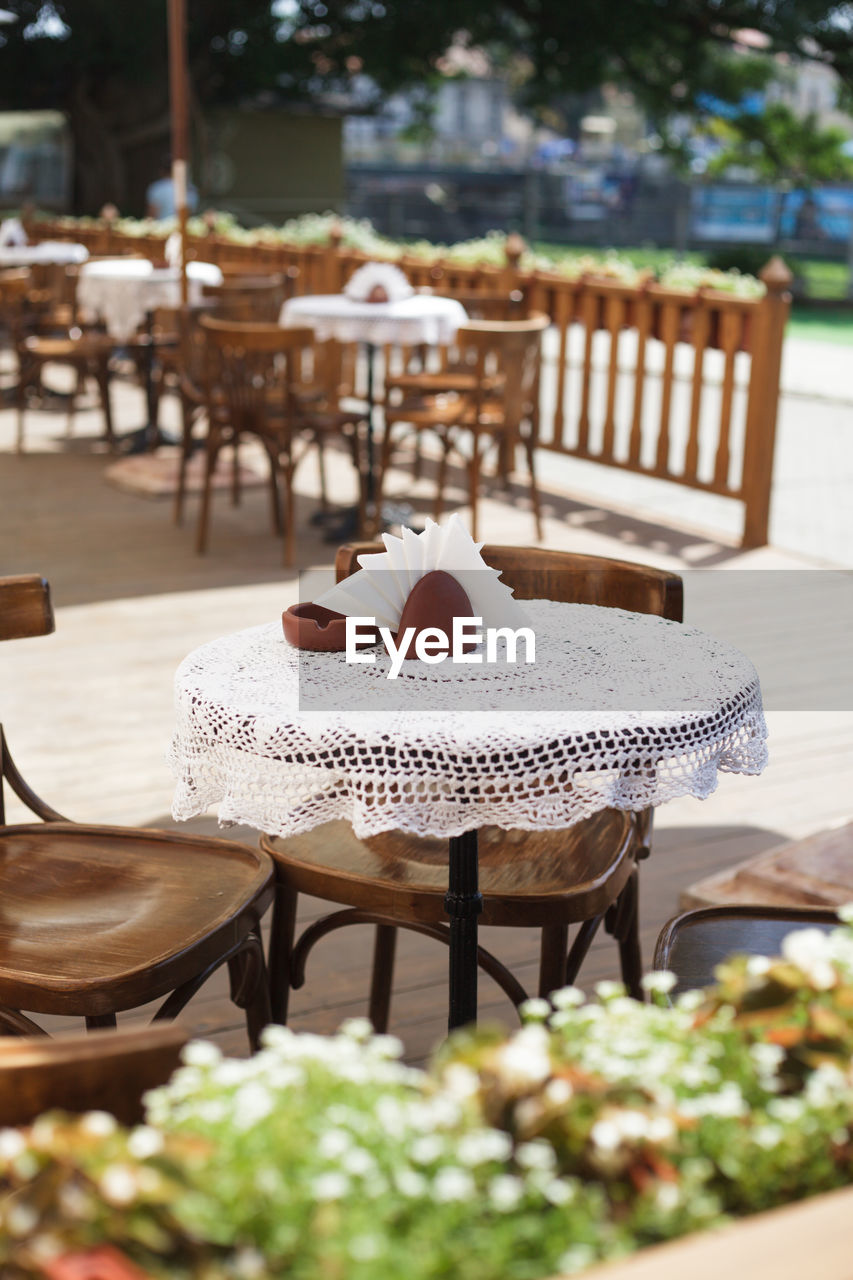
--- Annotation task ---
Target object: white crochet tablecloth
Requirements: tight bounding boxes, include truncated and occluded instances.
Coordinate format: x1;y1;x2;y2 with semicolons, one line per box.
76;258;223;340
0;241;89;267
280;292;468;347
170;600;768;841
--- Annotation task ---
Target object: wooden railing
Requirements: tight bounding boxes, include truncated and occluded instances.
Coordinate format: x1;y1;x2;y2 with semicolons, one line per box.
29;219;791;548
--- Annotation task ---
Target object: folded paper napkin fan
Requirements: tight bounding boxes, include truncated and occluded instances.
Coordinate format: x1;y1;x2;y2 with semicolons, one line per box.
343;261;413;305
0;218;27;248
313;514;530;633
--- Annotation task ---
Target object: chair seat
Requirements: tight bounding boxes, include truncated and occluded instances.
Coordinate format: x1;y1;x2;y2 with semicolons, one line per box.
23;334;112;360
262;808;635;928
0;823;274;1015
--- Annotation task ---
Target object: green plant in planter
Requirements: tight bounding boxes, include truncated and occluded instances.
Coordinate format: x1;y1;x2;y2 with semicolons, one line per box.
6;914;853;1280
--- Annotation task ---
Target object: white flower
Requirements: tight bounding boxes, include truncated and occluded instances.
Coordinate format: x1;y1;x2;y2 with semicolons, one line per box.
520;998;552;1022
79;1112;117;1138
441;1064;480;1100
339;1017;374;1042
313;1171;350;1200
557;1243;597;1274
233;1082;274;1130
432;1167;475;1202
182;1040;223;1068
0;1129;26;1161
494;1025;552;1089
544;1177;575;1206
515;1140;556;1171
490;1174;525;1211
655;1183;681;1212
753;1124;784;1149
395;1168;428;1197
781;929;839;990
457;1129;513;1166
318;1129;352;1160
590;1119;622;1152
127;1126;164;1160
641;971;677;995
746;955;772;977
99;1164;139;1206
5;1203;38;1236
550;986;585;1009
342;1147;376;1177
836;903;853;925
411;1135;445;1165
544;1078;573;1106
595;981;626;1001
349;1234;381;1261
233;1246;267;1278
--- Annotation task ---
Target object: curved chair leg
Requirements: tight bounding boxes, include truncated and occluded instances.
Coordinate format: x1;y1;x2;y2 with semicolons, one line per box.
94;357;115;449
0;1005;47;1036
227;925;272;1051
538;923;569;998
268;881;299;1024
368;923;397;1034
195;438;220;554
290;907;530;1014
605;866;644;1000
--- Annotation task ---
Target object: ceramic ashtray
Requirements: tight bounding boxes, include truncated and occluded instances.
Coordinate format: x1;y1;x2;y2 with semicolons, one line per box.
281;603;351;652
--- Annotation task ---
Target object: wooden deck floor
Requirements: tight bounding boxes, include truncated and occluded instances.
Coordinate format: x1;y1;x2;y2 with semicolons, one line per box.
3;371;852;1064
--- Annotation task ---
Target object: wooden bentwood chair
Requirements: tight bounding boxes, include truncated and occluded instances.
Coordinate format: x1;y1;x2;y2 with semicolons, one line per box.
0;575;274;1046
654;904;840;997
381;314;549;542
261;544;684;1029
197;317;367;564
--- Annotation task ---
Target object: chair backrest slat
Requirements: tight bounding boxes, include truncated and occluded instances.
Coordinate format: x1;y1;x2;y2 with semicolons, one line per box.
336;543;683;622
0;574;54;641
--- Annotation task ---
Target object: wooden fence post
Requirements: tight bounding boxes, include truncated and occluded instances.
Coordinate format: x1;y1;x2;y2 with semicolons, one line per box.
503;232;525;301
740;256;792;549
325;219;344;293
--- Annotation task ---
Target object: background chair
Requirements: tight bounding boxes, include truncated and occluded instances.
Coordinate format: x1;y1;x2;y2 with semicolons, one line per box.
0;574;274;1047
261;543;684;1030
197;317;366;562
381;314;549;540
0;1023;187;1127
653;904;840;996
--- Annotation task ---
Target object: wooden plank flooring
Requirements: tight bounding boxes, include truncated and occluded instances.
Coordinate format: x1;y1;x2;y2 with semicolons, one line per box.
3;372;853;1063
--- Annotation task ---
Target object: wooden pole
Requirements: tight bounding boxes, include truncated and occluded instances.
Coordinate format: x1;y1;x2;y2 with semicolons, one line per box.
167;0;189;305
741;256;792;549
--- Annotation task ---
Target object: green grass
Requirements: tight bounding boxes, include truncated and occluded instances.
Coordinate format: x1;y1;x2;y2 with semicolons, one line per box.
788;305;853;344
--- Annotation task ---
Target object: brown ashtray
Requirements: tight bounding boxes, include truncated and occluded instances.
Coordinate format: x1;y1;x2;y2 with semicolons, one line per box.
282;602;378;652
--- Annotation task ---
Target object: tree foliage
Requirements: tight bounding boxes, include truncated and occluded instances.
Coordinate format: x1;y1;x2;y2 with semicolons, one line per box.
0;1;851;213
705;102;853;181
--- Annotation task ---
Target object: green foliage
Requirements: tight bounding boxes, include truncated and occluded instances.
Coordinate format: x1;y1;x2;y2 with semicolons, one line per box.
705;104;853;184
7;917;853;1277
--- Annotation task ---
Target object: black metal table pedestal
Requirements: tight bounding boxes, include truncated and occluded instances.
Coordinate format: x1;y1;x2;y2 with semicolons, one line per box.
445;829;482;1031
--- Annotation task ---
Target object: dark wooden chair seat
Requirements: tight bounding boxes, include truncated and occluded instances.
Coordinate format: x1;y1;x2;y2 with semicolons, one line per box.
263;810;634;926
0;823;272;1019
1;575;275;1047
262;544;684;1030
653;904;840;996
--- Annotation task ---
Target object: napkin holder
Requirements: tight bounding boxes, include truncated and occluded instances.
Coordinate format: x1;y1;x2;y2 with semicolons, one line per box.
282;571;474;659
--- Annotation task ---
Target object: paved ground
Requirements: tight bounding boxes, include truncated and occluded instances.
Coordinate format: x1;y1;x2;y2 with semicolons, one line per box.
2;333;851;1055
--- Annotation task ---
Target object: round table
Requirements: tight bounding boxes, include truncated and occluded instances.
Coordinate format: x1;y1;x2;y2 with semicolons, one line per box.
0;241;89;268
76;258;223;341
280;293;468;529
170;599;768;1027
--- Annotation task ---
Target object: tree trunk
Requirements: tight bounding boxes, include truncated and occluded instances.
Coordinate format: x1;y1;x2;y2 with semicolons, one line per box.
67;79;128;215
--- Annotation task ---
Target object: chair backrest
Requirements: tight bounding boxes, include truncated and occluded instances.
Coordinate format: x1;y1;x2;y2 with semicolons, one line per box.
0;1023;187;1126
453;313;549;433
199;315;315;436
335;543;684;621
436;291;527;321
654;904;840;995
202;274;285;322
0;573;54;641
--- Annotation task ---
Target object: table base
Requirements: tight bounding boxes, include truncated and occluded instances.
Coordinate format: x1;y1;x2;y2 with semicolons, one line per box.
445;830;482;1031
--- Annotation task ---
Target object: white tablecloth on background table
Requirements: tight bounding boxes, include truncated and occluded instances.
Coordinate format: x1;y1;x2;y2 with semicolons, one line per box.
280;293;468;347
170;599;768;841
76;258;223;340
0;241;89;268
